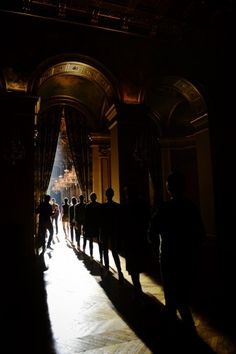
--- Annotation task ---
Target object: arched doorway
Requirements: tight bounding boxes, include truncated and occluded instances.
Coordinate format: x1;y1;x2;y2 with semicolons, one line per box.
29;55;120;207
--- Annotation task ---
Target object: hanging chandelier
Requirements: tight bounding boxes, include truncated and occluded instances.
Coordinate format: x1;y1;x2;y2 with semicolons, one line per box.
51;166;78;192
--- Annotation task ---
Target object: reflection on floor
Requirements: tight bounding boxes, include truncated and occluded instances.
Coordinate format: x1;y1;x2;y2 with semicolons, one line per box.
43;232;236;354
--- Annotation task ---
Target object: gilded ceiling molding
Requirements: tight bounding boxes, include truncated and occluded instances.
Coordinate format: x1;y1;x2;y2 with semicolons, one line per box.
164;76;207;119
38;61;114;97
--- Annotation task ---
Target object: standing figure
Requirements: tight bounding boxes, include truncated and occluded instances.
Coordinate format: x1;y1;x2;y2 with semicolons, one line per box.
100;187;124;281
121;184;150;296
75;194;86;250
69;196;77;245
84;192;102;261
36;194;54;251
51;198;60;236
61;197;70;239
148;171;206;331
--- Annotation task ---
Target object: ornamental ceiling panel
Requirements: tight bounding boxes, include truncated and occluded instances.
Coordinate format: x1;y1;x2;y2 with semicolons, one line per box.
1;0;230;39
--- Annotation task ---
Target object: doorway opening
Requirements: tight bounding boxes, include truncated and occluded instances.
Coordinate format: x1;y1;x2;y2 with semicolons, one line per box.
47;109;81;206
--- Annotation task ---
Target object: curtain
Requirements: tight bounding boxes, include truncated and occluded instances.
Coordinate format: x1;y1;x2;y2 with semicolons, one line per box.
35;106;61;201
64;106;90;200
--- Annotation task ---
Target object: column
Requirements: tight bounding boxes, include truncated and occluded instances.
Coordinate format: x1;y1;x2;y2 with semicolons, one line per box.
90;132;111;203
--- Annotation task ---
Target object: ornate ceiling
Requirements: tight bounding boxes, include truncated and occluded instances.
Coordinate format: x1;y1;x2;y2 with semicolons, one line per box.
1;0;232;39
36;60;118;129
0;0;232;138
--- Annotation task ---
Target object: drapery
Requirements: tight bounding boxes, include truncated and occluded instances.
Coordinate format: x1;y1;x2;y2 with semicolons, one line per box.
64;106;90;200
35;106;61;201
35;104;161;207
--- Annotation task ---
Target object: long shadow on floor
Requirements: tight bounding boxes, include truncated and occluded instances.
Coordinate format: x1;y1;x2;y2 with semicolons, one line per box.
3;250;56;354
74;248;216;354
135;242;236;350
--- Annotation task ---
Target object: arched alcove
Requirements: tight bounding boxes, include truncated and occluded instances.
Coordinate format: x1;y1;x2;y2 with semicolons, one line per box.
143;76;208;137
143;75;215;236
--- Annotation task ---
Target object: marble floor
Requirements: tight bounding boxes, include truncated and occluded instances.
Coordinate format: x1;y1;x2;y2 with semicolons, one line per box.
42;231;236;354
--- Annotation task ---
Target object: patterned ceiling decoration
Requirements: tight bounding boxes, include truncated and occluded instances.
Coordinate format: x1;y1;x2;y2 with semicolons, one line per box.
15;0;231;38
38;61;114;97
34;60;118;127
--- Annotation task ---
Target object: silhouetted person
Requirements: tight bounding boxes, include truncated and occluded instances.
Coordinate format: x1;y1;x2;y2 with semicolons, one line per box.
100;187;124;282
84;192;102;261
51;198;60;236
36;194;54;251
75;194;86;250
69;196;77;244
148;171;206;331
61;197;69;239
121;184;150;297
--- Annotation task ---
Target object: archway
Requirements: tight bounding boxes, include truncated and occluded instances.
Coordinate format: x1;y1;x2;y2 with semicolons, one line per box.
143;75;215;236
29;55;120;207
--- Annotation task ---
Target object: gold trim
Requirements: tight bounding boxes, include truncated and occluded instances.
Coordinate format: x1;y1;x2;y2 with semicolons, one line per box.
39;61;113;96
105;104;117;121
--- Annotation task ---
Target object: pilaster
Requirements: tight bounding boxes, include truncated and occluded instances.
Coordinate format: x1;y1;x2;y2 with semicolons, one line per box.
109;104;150;204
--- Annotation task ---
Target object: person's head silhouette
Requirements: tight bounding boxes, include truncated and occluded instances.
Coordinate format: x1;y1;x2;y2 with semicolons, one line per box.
90;192;97;202
44;194;51;203
71;196;77;205
105;187;114;201
79;194;84;202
